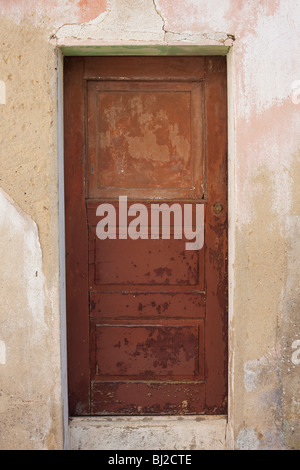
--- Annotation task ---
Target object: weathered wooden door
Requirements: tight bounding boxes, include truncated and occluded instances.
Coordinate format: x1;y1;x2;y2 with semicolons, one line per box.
64;56;227;416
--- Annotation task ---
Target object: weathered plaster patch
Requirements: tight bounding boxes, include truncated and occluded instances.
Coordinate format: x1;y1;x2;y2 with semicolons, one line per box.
0;187;47;338
163;31;234;45
53;0;234;47
236;427;260;450
55;0;164;42
244;352;280;392
235;101;300;228
0;81;6;104
236;426;283;450
291;340;300;365
0;16;66;449
0;340;6;365
234;1;300;121
0;188;57;449
232;166;285;447
0;0;109;29
280;215;300;449
289;153;300;216
76;0;110;24
154;0;233;34
291;80;300;105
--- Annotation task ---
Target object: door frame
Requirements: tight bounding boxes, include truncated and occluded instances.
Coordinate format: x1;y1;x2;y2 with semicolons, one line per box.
57;45;234;449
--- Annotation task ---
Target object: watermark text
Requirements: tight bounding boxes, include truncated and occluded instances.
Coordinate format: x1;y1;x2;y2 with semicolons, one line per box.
96;196;204;251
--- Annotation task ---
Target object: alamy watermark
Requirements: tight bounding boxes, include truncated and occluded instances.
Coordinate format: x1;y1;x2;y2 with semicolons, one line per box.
95;196;204;251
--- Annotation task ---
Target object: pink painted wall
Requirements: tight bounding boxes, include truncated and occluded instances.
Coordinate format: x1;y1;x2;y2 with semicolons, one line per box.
0;0;109;25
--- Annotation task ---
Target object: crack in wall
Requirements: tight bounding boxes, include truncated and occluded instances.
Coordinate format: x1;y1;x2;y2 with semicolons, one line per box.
153;0;166;34
53;0;112;39
152;1;235;45
51;0;234;46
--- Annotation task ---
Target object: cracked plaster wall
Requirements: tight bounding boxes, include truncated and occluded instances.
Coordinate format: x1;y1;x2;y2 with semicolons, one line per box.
0;0;299;450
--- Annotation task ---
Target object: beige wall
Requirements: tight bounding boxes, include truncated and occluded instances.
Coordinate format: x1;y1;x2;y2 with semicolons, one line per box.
0;0;299;450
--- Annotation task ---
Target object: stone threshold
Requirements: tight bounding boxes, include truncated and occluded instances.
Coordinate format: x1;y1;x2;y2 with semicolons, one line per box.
69;415;227;450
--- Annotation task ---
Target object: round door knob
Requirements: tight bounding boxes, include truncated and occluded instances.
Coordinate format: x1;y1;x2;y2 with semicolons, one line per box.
213;203;224;214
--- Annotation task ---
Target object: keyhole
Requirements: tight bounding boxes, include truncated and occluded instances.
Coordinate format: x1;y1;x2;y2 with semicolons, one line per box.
213;203;224;214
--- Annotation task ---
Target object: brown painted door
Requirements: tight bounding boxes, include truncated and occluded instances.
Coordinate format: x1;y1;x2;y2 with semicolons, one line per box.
64;56;228;416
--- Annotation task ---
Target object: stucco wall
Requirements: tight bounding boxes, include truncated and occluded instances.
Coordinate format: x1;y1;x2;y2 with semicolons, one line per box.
0;0;299;450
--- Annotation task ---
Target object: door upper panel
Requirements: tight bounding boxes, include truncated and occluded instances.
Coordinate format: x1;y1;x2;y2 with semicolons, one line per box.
87;80;204;200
